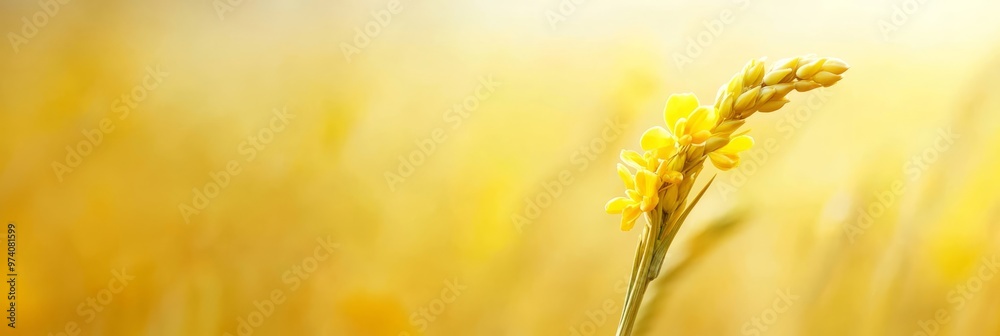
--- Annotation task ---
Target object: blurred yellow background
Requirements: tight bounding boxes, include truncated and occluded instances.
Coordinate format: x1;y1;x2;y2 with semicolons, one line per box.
2;0;1000;335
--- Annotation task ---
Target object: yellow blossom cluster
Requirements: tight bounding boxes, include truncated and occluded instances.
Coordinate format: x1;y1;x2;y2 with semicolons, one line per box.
605;94;752;230
605;56;849;231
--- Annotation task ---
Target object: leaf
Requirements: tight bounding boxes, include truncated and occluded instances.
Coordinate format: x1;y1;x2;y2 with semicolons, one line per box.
674;174;716;227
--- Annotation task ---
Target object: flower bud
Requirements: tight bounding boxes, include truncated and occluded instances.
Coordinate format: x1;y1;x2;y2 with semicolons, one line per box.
770;57;799;71
713;119;745;134
757;86;776;104
744;61;765;87
763;68;793;86
717;93;734;119
812;71;842;87
794;81;821;92
705;136;731;152
757;98;790;112
734;87;760;112
727;74;744;93
821;58;849;75
795;58;827;79
771;83;794;97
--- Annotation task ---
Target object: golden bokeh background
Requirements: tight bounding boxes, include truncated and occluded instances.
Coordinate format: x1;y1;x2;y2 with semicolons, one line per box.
2;0;1000;335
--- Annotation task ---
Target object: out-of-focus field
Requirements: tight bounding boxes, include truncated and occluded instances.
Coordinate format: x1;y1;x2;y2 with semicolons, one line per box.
2;0;1000;335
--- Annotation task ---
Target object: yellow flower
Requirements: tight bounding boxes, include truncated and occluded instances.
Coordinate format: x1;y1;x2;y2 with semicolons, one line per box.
644;93;718;147
615;163;635;190
708;135;754;170
605;168;661;231
619;149;657;171
639;126;677;158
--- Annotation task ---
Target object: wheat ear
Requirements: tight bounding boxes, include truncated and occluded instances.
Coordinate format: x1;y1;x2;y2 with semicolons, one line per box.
609;55;849;336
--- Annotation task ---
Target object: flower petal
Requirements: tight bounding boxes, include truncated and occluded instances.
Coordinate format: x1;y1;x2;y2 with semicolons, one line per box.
620;205;642;231
664;93;699;129
616;163;635;190
651;146;677;162
620;150;647;170
640;126;675;151
677;134;692;147
640;195;658;212
718;135;754;154
662;171;683;185
635;169;659;197
634;169;647;194
642;151;660;170
626;189;641;202
688;106;719;134
605;196;632;214
708;152;740;170
691;130;712;145
673;118;689;140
